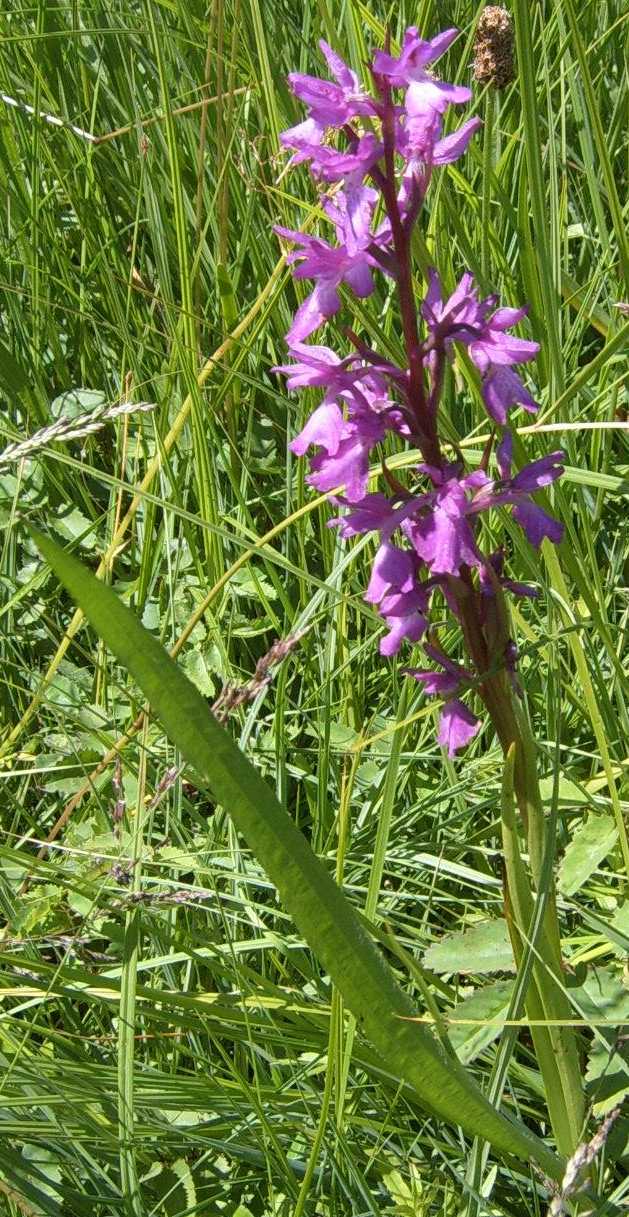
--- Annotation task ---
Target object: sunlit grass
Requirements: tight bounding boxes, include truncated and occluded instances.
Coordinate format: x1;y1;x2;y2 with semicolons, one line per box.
0;1;627;1214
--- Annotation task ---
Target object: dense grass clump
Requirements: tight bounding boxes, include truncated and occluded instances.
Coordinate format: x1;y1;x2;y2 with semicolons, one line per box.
0;2;627;1214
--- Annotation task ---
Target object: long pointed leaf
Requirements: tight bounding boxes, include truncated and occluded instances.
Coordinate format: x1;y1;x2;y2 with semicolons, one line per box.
29;524;561;1179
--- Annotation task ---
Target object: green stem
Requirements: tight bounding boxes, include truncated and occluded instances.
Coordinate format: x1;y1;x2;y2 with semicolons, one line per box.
501;743;585;1158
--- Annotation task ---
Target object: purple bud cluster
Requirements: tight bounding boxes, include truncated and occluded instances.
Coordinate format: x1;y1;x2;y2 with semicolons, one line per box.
274;28;565;755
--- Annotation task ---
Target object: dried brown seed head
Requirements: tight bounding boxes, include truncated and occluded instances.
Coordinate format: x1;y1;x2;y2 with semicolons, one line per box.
474;6;515;90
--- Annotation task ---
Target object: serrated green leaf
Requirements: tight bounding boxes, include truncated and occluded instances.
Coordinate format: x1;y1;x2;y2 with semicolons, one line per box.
558;814;618;896
28;523;561;1179
424;920;515;976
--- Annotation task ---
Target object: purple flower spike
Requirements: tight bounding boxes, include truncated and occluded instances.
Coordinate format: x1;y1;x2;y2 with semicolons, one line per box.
276;24;565;753
438;700;481;756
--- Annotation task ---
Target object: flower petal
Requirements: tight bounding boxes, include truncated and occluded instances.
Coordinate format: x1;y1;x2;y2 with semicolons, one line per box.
438;700;481;756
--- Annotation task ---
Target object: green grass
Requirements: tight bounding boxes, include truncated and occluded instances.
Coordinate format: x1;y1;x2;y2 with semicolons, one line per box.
0;1;628;1215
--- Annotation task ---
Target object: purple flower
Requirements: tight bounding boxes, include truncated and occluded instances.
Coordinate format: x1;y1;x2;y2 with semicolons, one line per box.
469;450;565;549
422;271;540;423
406;470;482;575
373;27;470;117
275;187;382;343
496;431;513;480
273;341;361;393
276;25;564;753
404;668;460;696
422;269;484;343
289;400;344;457
510;451;565;492
469;306;539;372
373;27;461;83
431;116;483;163
378;587;429;655
365;542;417;604
438;700;481;755
479;551;540;600
287;41;376;128
306;413;387;501
511;501;564;548
329;492;394;537
280;117;326;168
307;133;384;185
482;366;538;424
405;652;480;754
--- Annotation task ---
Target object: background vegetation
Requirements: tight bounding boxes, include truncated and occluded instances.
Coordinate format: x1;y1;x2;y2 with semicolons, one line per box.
0;1;627;1214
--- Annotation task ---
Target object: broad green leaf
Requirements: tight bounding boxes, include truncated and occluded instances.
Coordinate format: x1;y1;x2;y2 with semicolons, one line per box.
29;524;561;1179
610;905;629;958
448;981;515;1065
558;814;618;896
50;387;107;420
572;967;629;1116
424;920;515;976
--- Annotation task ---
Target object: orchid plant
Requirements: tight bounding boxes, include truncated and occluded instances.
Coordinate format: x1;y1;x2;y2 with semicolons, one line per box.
275;26;586;1159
